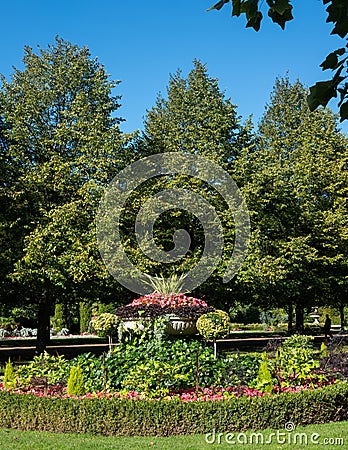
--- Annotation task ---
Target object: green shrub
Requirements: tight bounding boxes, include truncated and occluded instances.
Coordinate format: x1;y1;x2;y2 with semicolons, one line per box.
67;365;86;397
121;360;188;397
71;353;105;393
0;382;346;435
93;313;119;338
269;335;322;387
15;352;70;388
196;310;231;340
52;304;66;333
104;338;213;391
260;309;287;327
282;334;314;350
3;359;15;389
79;301;92;334
223;353;262;387
229;303;261;324
255;355;273;393
0;317;19;331
320;341;328;357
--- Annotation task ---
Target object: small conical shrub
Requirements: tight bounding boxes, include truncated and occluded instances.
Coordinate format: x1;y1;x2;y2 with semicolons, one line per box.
3;358;15;389
256;359;273;394
67;365;86;397
320;341;327;357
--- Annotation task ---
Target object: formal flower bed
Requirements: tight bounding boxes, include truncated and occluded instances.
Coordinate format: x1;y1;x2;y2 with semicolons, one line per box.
0;379;336;401
0;329;347;437
2;332;344;403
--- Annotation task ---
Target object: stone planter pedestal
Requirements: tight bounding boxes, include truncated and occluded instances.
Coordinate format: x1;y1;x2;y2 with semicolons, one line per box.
165;317;197;335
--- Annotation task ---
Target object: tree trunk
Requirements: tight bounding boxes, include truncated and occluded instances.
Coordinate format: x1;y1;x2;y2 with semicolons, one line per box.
295;303;304;334
36;290;51;354
287;302;293;334
339;302;345;331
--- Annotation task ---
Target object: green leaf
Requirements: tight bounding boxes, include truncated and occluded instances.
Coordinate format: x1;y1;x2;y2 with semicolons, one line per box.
246;11;263;31
266;0;292;16
320;48;346;70
207;0;230;12
267;1;294;29
339;101;348;121
326;1;348;38
232;0;242;16
308;80;337;110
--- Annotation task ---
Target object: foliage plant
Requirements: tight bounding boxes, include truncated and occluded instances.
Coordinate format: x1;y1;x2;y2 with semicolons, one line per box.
70;353;105;393
0;329;10;338
196;310;231;340
3;359;15;389
67;365;86;397
268;335;323;387
121;360;188;397
320;341;328;358
15;351;70;388
321;333;348;379
0;318;19;331
143;273;186;295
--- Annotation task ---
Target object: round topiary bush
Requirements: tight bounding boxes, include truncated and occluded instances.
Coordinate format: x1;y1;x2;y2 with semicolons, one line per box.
196;310;231;340
92;313;119;338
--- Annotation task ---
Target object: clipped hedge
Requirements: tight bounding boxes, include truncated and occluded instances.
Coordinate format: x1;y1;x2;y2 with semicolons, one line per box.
0;382;347;436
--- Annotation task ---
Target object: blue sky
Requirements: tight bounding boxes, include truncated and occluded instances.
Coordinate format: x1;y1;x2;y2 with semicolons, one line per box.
1;1;347;135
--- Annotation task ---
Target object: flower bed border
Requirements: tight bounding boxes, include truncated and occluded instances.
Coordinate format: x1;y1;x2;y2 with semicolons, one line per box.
0;382;347;436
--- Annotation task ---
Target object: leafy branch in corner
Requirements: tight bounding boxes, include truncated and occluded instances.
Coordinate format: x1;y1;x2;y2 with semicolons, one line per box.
207;0;348;121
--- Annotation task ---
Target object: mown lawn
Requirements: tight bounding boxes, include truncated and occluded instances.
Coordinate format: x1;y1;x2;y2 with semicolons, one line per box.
0;421;346;449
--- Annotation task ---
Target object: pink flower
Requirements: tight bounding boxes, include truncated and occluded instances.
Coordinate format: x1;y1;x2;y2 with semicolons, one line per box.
128;292;208;308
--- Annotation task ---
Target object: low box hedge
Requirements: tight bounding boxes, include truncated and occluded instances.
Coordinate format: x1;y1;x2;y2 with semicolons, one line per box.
0;382;347;436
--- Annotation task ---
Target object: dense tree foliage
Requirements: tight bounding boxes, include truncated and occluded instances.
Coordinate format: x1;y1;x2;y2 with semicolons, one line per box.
235;76;348;331
132;60;252;306
0;38;129;352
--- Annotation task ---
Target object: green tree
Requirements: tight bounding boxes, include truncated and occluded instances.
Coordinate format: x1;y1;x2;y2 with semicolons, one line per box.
131;60;251;306
235;76;348;332
207;0;348;121
0;37;127;353
316;137;348;330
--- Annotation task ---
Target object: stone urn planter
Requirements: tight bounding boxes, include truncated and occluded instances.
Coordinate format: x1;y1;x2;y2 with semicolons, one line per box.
165;317;197;335
116;292;214;337
121;316;197;336
121;318;145;332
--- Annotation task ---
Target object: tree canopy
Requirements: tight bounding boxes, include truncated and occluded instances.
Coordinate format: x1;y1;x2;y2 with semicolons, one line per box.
129;60;252;306
0;37;128;352
235;76;348;331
